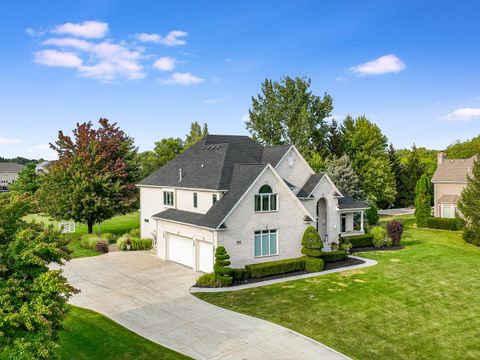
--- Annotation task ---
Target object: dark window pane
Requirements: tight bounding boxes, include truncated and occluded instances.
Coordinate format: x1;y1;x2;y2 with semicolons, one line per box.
270;194;277;210
255;195;261;211
259;185;273;193
262;195;269;211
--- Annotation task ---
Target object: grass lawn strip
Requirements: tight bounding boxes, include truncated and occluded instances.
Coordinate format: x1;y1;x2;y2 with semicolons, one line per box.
195;215;480;360
58;306;189;360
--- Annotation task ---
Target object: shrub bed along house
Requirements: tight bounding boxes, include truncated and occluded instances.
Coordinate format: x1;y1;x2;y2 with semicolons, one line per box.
245;258;306;278
318;250;348;262
116;235;152;250
426;217;464;231
342;234;374;248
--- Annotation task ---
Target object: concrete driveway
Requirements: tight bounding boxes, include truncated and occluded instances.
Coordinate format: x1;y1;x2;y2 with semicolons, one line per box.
58;251;348;360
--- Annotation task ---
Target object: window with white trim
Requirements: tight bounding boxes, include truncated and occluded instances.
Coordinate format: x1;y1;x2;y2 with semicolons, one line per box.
254;229;278;257
340;214;347;233
254;185;278;212
163;191;174;206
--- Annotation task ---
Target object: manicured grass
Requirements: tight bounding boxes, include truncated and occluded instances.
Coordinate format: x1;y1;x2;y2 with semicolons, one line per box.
24;212;140;258
195;215;480;359
58;306;189;360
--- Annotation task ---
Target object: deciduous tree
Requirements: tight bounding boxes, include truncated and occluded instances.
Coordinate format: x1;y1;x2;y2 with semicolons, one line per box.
246;76;333;156
0;194;76;359
39;119;139;234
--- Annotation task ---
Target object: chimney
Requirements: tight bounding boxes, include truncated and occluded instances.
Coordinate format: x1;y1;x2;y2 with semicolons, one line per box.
178;168;183;182
437;152;446;165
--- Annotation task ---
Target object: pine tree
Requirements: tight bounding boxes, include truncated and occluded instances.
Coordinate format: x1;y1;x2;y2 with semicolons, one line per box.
388;144;406;207
185;121;208;148
458;156;480;245
403;144;426;207
9;163;41;194
414;174;432;227
325;154;364;199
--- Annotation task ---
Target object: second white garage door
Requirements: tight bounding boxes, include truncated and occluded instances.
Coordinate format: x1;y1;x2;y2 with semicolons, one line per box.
198;241;213;273
168;234;194;268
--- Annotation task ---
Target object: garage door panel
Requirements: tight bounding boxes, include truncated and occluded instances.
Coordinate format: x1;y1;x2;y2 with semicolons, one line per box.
198;241;213;273
168;234;193;268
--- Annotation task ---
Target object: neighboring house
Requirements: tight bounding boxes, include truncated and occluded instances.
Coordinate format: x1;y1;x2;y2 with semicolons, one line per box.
0;162;24;191
138;135;368;272
36;160;51;173
431;152;476;218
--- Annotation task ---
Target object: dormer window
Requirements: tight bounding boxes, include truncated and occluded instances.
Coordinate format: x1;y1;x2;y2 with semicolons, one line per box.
255;185;278;212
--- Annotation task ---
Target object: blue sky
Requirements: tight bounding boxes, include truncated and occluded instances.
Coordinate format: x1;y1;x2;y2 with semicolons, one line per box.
1;0;479;159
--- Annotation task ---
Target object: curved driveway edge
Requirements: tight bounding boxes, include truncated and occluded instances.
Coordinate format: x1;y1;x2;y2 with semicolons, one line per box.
55;251;352;360
191;256;377;293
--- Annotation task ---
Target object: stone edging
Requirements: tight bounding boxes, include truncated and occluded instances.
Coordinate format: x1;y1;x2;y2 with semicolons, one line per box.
190;255;377;293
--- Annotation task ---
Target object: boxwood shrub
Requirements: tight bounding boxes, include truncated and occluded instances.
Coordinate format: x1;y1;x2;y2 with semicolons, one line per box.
342;234;374;248
305;257;324;273
426;217;463;231
231;268;251;282
245;257;305;278
319;250;348;262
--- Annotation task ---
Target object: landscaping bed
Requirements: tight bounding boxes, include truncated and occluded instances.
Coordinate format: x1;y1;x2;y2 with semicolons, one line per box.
350;245;404;253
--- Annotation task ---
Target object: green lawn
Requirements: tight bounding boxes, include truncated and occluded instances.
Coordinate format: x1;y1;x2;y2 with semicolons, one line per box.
24;212;140;258
58;306;189;360
195;215;480;359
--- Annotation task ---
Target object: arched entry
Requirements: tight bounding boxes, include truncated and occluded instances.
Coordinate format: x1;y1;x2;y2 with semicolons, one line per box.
316;198;327;242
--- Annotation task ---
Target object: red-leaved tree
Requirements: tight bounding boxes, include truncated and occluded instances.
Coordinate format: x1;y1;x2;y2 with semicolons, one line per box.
39;119;139;233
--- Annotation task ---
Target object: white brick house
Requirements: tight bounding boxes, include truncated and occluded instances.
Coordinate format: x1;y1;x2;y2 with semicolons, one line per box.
0;163;24;192
138;135;368;271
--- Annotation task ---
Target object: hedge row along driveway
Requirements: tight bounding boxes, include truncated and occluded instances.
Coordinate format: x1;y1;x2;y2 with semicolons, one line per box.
195;215;480;360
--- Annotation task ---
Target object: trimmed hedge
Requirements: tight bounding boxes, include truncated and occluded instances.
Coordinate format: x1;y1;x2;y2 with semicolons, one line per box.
342;234;374;248
305;257;324;273
301;248;323;257
196;273;222;287
319;250;348;263
245;257;305;278
426;217;463;231
231;268;251;282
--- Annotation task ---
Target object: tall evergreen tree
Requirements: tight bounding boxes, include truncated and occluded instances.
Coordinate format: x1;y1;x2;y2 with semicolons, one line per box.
458;156;480;245
388;144;407;207
325;154;364;199
402;144;426;207
326;119;344;157
9;163;41;194
414;174;432;227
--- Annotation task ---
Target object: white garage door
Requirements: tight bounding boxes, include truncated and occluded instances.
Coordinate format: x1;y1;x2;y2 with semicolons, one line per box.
198;241;214;273
168;234;193;268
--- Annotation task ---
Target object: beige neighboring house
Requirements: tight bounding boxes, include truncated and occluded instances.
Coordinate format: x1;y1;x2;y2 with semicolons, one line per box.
0;162;24;192
431;152;476;218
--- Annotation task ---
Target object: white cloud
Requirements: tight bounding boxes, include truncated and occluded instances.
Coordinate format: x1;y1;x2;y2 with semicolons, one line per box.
53;21;108;39
161;72;204;85
26;27;46;37
441;107;480;122
204;95;229;104
135;30;187;46
153;56;176;71
44;37;93;51
0;137;21;145
350;54;406;76
34;49;83;67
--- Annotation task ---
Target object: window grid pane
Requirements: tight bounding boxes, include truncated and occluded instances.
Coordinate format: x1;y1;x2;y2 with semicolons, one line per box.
270;194;277;210
270;232;277;254
255;195;261;211
254;234;261;256
261;233;270;256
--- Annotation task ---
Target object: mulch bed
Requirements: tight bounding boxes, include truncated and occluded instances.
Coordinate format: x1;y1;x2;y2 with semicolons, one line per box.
350;245;404;254
196;257;367;288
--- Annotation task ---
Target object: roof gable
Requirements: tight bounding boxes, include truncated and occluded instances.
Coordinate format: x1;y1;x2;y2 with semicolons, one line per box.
432;155;476;183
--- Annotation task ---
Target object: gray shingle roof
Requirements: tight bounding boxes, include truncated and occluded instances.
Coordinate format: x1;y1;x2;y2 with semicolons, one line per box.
261;145;291;167
338;193;368;210
152;163;267;229
297;173;325;197
0;163;24;173
138;135;264;190
432;155;477;183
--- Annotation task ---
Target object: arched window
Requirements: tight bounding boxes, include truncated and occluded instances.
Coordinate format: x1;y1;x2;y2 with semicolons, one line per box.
255;184;278;212
259;185;273;193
